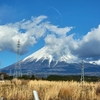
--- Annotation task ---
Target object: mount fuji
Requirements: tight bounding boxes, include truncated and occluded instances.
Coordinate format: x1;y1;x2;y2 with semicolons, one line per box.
1;46;100;76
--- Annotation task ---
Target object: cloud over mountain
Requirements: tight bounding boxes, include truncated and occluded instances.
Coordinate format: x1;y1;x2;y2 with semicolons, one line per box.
0;15;100;63
0;15;72;54
73;25;100;60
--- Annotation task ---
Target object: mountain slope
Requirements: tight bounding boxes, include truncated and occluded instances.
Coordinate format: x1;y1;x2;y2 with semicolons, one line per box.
1;46;100;76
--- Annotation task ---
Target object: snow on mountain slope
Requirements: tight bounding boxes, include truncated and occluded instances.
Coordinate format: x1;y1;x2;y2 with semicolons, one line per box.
22;46;52;63
22;46;77;64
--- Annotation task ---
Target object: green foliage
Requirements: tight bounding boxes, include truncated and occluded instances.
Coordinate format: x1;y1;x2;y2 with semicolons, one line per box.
1;72;100;82
5;76;13;80
46;75;100;82
18;75;35;80
84;76;99;82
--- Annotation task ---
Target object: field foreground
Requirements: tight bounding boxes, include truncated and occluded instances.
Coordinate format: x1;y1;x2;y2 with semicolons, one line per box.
0;79;100;100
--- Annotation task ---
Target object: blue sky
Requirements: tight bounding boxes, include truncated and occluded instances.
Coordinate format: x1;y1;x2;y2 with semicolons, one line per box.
0;0;100;68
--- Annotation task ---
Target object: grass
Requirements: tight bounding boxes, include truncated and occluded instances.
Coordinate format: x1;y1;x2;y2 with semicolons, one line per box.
0;79;100;100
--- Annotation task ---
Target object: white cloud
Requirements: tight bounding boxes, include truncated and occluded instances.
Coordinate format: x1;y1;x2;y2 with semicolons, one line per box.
72;25;100;61
0;16;47;54
44;34;78;62
0;15;100;63
0;15;73;56
44;24;100;63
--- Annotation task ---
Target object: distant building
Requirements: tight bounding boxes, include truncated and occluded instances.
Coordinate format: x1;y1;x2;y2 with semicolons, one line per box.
0;72;9;80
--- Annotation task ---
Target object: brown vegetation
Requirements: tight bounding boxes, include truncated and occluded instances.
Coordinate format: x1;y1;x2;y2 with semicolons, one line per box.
0;79;100;100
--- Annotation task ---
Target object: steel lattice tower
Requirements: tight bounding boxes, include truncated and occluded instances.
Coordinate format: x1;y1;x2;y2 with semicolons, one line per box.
15;39;21;77
81;60;84;84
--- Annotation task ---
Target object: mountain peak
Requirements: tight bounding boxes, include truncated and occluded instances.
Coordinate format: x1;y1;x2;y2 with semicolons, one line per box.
22;46;52;62
22;46;77;64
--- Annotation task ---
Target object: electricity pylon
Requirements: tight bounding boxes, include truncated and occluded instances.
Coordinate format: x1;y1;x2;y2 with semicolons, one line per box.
0;61;1;73
14;39;21;77
81;60;84;84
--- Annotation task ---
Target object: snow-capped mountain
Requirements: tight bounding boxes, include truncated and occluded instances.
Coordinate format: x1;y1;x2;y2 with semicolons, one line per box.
22;46;77;64
1;46;100;76
22;46;55;65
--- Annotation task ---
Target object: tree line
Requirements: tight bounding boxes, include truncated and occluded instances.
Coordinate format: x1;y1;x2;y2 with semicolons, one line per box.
0;72;100;82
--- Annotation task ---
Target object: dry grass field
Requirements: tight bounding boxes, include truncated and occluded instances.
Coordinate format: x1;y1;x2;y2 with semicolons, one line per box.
0;79;100;100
